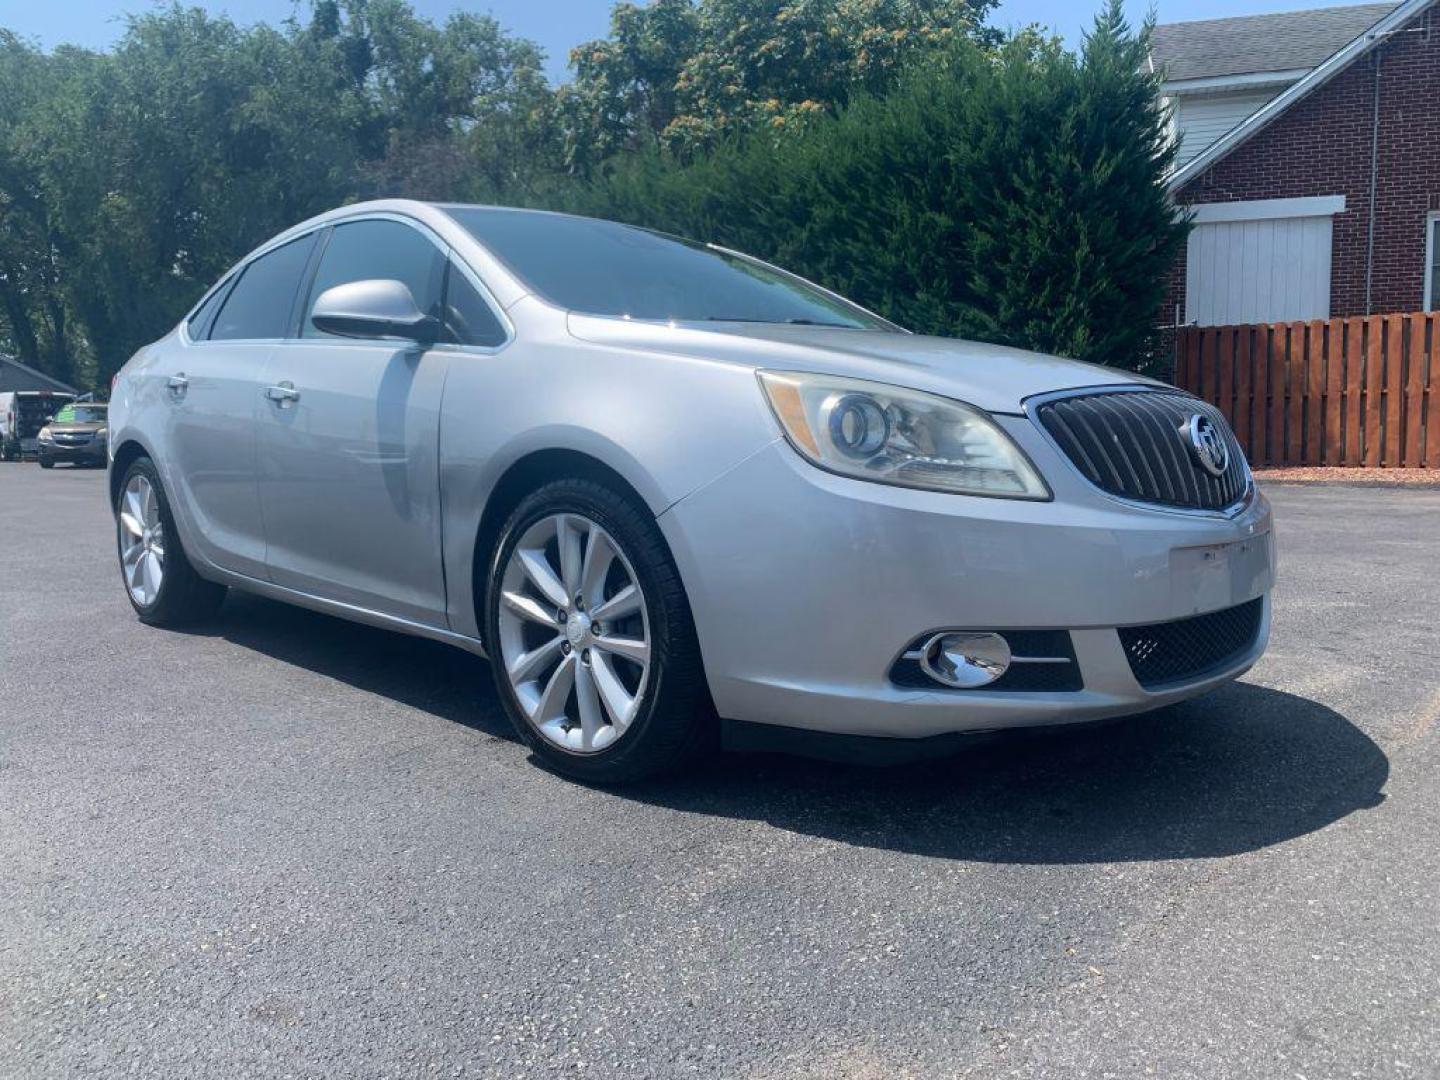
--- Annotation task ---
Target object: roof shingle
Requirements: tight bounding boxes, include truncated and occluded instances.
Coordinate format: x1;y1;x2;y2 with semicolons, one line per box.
1150;3;1400;82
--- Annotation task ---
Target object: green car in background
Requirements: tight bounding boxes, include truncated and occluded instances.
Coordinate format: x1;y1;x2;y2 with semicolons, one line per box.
37;401;108;469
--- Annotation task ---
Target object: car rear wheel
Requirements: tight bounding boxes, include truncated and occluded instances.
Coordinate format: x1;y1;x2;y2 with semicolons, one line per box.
485;478;713;783
115;456;227;625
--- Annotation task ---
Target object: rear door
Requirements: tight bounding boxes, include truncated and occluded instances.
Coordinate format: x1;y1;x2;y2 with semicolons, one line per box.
164;232;317;579
254;216;453;626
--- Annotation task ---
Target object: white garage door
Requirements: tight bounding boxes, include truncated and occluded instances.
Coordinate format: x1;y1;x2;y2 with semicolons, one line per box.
1184;196;1344;327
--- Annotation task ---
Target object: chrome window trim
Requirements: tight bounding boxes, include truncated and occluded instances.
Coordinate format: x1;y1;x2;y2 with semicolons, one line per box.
180;211;514;352
1023;383;1255;520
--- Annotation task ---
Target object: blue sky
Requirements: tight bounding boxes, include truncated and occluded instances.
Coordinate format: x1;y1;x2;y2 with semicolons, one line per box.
0;0;1379;82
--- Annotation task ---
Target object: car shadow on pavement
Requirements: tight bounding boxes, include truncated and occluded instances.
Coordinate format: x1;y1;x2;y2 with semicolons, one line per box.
194;593;1387;865
633;682;1389;864
184;591;516;741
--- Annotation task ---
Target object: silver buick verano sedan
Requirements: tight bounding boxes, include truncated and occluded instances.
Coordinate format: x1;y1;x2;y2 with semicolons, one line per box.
108;200;1274;781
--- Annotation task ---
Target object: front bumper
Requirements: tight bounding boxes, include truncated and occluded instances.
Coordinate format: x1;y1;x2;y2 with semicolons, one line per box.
38;439;106;463
659;424;1274;740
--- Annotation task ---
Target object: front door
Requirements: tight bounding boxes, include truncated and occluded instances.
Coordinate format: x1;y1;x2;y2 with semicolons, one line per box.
254;217;452;626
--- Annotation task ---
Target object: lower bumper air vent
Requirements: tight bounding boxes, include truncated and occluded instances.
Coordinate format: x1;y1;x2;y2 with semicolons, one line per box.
1118;598;1264;690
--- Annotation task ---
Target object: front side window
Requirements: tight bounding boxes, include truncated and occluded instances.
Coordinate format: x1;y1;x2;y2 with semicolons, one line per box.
445;208;894;330
210;234;318;341
1427;213;1439;312
303;219;445;338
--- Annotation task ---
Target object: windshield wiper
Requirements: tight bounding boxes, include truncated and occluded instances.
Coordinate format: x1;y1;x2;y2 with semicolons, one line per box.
701;316;855;328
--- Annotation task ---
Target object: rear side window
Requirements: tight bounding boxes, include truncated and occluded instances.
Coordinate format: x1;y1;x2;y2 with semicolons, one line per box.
186;277;232;340
442;262;506;347
303;219;445;338
211;234;318;341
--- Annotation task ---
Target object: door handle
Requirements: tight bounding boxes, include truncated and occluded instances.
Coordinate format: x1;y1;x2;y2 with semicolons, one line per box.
264;381;300;407
167;373;188;398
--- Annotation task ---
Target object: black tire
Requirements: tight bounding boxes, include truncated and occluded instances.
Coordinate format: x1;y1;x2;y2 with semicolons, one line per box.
115;455;227;626
484;478;714;783
38;456;53;469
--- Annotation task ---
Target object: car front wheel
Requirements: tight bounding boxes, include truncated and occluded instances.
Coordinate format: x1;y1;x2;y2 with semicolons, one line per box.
115;456;227;625
485;478;713;783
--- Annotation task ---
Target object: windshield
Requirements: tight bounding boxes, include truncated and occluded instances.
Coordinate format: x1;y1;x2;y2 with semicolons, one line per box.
54;404;106;423
445;208;894;330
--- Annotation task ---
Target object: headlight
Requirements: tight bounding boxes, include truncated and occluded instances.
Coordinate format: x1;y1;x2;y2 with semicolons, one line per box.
757;371;1049;499
94;427;108;442
37;428;53;442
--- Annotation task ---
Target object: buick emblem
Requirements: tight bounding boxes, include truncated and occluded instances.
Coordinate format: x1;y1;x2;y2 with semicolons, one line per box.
1184;413;1230;477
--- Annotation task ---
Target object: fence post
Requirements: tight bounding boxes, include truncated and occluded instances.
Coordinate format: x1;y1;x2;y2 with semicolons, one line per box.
1345;318;1365;465
1324;319;1344;465
1364;316;1385;467
1234;327;1253;455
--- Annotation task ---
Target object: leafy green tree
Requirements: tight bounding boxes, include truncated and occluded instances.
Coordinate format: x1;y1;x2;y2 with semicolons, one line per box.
0;1;560;386
668;0;996;152
561;0;995;170
322;0;559;197
28;9;369;381
558;0;699;173
0;33;77;384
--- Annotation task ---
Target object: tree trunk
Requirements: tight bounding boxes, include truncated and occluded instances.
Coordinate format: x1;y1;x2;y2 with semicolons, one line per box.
0;259;43;368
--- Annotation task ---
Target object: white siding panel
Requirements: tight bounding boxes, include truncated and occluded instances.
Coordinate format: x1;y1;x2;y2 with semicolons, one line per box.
1173;90;1280;168
1185;215;1333;327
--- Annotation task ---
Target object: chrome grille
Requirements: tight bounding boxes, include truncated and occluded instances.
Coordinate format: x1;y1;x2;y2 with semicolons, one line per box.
1034;390;1249;511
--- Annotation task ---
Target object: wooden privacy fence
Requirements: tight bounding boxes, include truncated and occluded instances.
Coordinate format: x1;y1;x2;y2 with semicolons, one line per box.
1175;313;1440;468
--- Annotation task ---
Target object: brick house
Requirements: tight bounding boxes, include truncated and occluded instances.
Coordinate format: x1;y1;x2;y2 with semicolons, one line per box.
1153;0;1440;329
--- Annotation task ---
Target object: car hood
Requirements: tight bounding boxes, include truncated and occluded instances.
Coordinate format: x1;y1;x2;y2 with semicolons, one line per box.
566;316;1160;413
47;422;105;435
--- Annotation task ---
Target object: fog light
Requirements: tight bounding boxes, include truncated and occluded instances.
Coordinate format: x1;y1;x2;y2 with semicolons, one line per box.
920;632;1011;689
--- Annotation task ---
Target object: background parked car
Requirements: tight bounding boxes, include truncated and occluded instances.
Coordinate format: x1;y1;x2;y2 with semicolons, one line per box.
36;401;108;469
0;390;76;461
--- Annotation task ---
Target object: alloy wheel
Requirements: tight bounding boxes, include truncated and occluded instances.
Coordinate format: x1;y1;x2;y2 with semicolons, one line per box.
496;512;651;754
118;473;165;606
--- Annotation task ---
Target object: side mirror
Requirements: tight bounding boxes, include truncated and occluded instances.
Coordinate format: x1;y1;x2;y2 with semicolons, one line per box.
310;279;440;344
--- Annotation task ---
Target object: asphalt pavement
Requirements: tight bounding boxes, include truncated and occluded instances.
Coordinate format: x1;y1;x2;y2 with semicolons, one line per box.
1;463;1436;1079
